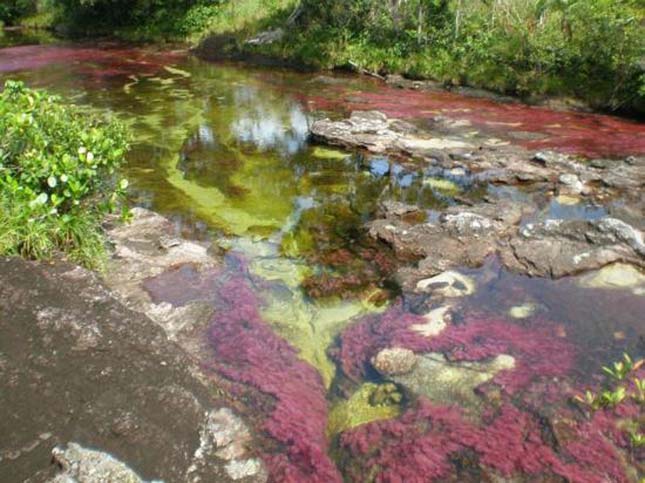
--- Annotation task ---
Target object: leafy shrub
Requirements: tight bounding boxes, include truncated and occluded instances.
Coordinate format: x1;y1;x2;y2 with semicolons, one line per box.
0;80;130;268
0;0;37;25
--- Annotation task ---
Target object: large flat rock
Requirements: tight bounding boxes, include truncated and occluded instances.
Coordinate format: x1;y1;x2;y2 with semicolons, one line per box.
0;257;265;483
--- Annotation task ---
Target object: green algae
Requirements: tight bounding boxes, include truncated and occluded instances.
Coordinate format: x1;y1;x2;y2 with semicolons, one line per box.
163;65;192;78
260;287;378;388
423;177;462;196
311;146;350;160
327;383;401;437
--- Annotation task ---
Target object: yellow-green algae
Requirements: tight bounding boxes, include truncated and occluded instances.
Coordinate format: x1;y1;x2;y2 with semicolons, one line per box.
118;66;300;237
311;146;351;160
231;238;384;388
423;177;462;196
327;383;401;437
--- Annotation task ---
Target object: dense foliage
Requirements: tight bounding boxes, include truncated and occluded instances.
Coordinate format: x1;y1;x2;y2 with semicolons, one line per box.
0;0;37;25
0;81;130;267
288;0;644;112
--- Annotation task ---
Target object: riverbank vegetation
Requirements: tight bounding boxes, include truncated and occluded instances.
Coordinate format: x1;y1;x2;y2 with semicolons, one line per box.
3;0;644;113
0;81;130;268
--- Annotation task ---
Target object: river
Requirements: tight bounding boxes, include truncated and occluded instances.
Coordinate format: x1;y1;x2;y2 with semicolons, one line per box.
1;31;644;482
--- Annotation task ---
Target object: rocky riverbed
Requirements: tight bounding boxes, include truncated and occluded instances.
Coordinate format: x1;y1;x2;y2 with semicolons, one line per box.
312;110;645;294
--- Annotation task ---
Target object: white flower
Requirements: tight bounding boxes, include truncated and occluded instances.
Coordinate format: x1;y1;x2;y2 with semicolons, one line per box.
60;174;69;183
78;146;87;155
86;152;94;162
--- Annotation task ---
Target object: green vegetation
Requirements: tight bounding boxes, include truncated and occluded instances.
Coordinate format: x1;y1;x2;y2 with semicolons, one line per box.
275;0;644;113
0;81;130;268
0;0;38;26
574;353;644;449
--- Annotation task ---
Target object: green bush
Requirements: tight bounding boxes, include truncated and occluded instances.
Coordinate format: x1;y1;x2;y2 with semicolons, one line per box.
0;0;37;25
0;80;130;268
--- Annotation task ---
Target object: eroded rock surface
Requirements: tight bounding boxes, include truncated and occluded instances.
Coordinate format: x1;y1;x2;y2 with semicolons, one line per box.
0;257;265;483
104;208;219;365
502;217;645;278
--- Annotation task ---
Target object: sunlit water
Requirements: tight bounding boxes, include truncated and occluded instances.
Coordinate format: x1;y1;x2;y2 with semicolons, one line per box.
2;33;643;481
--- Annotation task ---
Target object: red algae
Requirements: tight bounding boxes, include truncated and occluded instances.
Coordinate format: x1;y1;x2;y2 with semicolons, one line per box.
335;306;575;392
143;260;342;481
426;317;576;392
208;272;342;483
304;86;645;159
341;398;632;483
0;44;184;77
339;400;472;482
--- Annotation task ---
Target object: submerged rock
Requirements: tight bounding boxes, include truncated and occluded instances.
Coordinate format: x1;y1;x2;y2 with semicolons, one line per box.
410;305;452;337
371;347;418;376
508;303;538;319
577;263;645;295
383;353;515;411
416;271;476;298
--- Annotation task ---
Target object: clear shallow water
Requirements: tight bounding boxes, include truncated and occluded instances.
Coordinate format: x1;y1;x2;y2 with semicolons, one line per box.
2;36;644;482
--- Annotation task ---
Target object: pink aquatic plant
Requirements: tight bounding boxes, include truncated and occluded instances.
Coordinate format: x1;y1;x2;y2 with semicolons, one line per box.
340;399;472;482
341;398;631;483
208;273;342;483
144;259;341;481
426;317;576;392
335;306;576;392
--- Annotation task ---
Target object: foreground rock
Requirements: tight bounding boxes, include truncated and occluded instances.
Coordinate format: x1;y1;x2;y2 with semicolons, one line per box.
104;208;219;365
0;257;266;483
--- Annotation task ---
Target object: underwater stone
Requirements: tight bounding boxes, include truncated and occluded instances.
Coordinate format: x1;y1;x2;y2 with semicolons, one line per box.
577;263;645;295
371;347;418;376
388;353;515;411
410;305;451;337
50;443;148;483
508;303;538;319
416;271;476;297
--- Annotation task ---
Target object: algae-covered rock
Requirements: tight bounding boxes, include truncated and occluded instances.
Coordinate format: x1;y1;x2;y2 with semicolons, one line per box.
388;353;515;411
327;383;401;437
577;263;645;295
423;177;462;196
311;146;350;160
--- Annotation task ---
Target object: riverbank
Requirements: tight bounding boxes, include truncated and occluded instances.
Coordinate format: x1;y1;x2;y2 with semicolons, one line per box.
5;0;644;116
